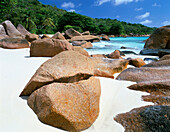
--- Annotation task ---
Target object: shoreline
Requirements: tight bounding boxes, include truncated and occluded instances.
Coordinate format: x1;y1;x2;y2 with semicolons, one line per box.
0;48;153;132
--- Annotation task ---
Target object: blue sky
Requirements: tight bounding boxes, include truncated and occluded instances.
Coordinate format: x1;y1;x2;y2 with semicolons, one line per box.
38;0;170;27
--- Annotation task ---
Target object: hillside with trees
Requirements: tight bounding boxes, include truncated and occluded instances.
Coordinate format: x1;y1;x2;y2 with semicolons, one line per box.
0;0;156;35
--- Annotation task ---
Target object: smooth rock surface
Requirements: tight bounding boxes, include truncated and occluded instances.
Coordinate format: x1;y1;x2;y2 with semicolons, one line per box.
27;77;101;131
20;51;95;96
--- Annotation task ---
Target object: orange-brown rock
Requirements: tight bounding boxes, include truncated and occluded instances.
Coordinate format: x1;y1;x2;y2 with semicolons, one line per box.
25;33;39;42
108;50;122;59
52;32;66;40
30;39;73;57
17;24;30;36
1;20;22;38
27;77;101;132
0;38;29;49
94;69;114;79
116;67;170;83
71;35;100;42
144;25;170;49
65;28;82;39
92;57;128;78
41;34;50;39
20;51;95;96
129;58;146;67
73;46;90;57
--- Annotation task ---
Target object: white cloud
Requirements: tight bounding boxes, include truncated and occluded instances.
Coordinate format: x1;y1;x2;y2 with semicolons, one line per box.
95;0;140;6
162;21;170;26
67;9;76;12
140;20;152;25
152;3;161;7
136;12;150;19
95;0;111;6
115;0;139;5
135;7;143;11
61;2;75;8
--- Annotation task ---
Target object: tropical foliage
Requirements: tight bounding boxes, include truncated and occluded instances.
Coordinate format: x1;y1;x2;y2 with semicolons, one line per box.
0;0;156;35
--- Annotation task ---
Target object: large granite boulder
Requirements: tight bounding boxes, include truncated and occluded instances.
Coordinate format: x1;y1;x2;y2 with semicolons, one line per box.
70;35;100;42
144;25;170;49
27;77;101;131
20;51;95;96
17;24;30;36
0;38;29;49
116;67;170;83
30;39;73;57
65;28;82;39
52;32;66;40
1;20;22;38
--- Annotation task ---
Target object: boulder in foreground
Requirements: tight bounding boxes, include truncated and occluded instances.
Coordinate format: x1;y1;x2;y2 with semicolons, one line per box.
30;39;73;57
20;51;95;96
28;77;101;131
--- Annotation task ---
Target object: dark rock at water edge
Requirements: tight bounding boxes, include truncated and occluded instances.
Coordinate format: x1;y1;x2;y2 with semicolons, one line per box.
114;105;170;132
122;50;138;55
140;49;170;56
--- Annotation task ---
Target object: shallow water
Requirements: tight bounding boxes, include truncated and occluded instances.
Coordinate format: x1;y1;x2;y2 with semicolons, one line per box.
86;37;148;55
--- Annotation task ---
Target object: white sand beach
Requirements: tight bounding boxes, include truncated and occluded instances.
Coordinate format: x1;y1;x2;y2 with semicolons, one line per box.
0;48;153;132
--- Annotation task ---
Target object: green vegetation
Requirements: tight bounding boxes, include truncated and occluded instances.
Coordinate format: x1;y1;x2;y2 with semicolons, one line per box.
0;0;156;35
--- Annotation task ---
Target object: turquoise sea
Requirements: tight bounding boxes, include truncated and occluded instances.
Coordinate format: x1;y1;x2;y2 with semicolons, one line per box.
86;37;149;55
